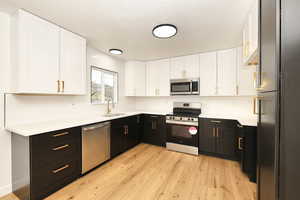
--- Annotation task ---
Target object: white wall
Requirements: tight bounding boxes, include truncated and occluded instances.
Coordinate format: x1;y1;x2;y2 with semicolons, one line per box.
135;96;257;120
0;12;12;197
5;47;135;126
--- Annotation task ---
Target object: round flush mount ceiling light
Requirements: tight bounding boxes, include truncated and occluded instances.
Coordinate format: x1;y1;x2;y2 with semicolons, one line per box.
109;49;123;55
152;24;177;39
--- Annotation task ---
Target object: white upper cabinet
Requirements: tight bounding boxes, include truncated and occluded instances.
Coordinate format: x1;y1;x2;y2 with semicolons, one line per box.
11;10;86;95
217;48;237;96
146;59;170;96
170;55;199;79
11;10;60;94
125;61;146;96
243;0;259;65
60;29;86;95
236;47;257;96
199;52;217;96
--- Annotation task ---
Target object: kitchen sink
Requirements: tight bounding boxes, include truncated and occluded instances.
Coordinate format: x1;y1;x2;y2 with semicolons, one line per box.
103;113;125;117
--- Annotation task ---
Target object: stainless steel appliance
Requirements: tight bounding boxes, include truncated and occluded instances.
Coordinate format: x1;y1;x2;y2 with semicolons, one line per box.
170;78;200;95
82;122;111;174
257;0;300;199
166;102;201;155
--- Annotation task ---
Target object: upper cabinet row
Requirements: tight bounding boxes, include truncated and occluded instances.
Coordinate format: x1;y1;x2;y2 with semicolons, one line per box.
242;0;259;65
10;10;87;95
125;47;256;97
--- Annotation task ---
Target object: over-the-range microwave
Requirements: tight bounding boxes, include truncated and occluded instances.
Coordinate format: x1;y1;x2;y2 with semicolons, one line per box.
170;78;200;95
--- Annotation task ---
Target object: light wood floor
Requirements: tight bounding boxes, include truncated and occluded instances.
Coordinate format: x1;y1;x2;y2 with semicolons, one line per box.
1;143;256;200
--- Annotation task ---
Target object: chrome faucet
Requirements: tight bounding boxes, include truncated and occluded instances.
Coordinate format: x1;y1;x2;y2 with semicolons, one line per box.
106;97;114;114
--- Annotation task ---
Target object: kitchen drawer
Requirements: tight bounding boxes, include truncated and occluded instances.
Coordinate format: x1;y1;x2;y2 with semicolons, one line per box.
204;118;237;128
31;127;81;146
31;158;80;200
30;127;81;164
31;137;80;164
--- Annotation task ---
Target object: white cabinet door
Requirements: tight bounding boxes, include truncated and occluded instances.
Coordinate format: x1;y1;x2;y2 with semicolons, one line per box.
217;48;237;96
135;62;146;96
15;10;60;94
199;52;217;96
237;47;256;96
124;62;136;96
158;59;171;96
125;61;146;96
170;55;199;79
146;59;170;96
170;56;185;79
185;54;199;78
250;0;259;56
60;29;86;95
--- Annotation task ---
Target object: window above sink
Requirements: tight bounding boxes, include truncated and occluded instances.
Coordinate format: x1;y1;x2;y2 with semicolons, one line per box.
91;66;118;104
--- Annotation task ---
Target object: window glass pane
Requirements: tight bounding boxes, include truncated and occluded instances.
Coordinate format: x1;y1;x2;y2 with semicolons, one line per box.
91;67;118;104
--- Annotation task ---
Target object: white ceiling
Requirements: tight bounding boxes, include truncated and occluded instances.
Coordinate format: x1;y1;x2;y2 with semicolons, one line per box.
3;0;254;61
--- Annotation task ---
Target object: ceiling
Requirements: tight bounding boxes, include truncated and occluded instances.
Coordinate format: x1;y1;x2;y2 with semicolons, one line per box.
3;0;254;61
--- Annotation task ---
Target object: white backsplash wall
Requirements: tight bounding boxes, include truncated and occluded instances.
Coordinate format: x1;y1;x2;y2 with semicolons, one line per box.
0;11;12;197
135;96;257;119
5;47;136;126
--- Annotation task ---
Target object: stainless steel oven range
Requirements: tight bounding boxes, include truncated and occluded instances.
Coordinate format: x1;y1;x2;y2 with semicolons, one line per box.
166;102;201;155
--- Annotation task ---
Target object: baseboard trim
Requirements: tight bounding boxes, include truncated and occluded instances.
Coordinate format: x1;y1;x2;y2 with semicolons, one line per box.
0;183;12;198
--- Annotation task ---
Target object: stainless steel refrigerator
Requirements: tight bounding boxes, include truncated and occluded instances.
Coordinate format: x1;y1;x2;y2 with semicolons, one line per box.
258;0;300;199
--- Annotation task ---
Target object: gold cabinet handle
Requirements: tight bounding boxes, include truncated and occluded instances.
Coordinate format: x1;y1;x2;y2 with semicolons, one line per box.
62;81;65;92
238;137;243;150
211;120;221;123
52;164;69;174
253;97;259;115
57;80;60;92
52;132;69;137
216;128;219;137
52;144;69;151
213;128;215;137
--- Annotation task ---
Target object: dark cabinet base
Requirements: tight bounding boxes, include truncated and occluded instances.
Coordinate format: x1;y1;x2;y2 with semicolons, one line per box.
12;127;82;200
198;118;239;161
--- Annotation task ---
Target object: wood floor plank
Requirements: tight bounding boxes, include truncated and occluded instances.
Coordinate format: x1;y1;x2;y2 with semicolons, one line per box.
0;144;256;200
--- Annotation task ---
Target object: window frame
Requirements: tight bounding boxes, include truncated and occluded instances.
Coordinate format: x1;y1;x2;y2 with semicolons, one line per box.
90;66;119;105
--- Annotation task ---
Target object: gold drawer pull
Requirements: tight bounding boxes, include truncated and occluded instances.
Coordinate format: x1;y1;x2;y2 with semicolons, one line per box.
52;164;69;174
52;144;69;151
53;132;69;137
211;120;221;123
238;137;243;150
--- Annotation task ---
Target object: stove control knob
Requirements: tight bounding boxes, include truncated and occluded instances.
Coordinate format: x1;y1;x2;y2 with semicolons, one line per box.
191;118;194;121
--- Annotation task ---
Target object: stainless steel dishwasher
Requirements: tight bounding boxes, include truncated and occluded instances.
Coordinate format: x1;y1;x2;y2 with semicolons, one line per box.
82;122;111;174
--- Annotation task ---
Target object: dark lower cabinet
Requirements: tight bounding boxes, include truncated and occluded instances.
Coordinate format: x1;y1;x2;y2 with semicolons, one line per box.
237;124;257;182
142;114;166;147
12;127;81;200
199;118;238;160
110;115;141;158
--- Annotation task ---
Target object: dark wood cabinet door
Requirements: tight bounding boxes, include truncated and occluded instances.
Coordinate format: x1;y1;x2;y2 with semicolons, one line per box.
199;122;215;153
126;116;139;150
111;120;126;158
142;115;166;147
216;126;237;160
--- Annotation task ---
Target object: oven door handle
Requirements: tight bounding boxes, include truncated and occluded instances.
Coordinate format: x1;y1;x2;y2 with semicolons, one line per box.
166;120;198;127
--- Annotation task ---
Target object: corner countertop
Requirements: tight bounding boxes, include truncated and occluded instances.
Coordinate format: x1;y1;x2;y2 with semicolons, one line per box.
199;114;257;127
6;110;257;137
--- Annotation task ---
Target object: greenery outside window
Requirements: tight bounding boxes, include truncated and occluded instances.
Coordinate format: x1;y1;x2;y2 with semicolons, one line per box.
91;66;118;104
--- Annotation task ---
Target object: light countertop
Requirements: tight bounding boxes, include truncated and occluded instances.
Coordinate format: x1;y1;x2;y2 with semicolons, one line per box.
6;110;257;137
199;114;257;127
5;111;168;137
